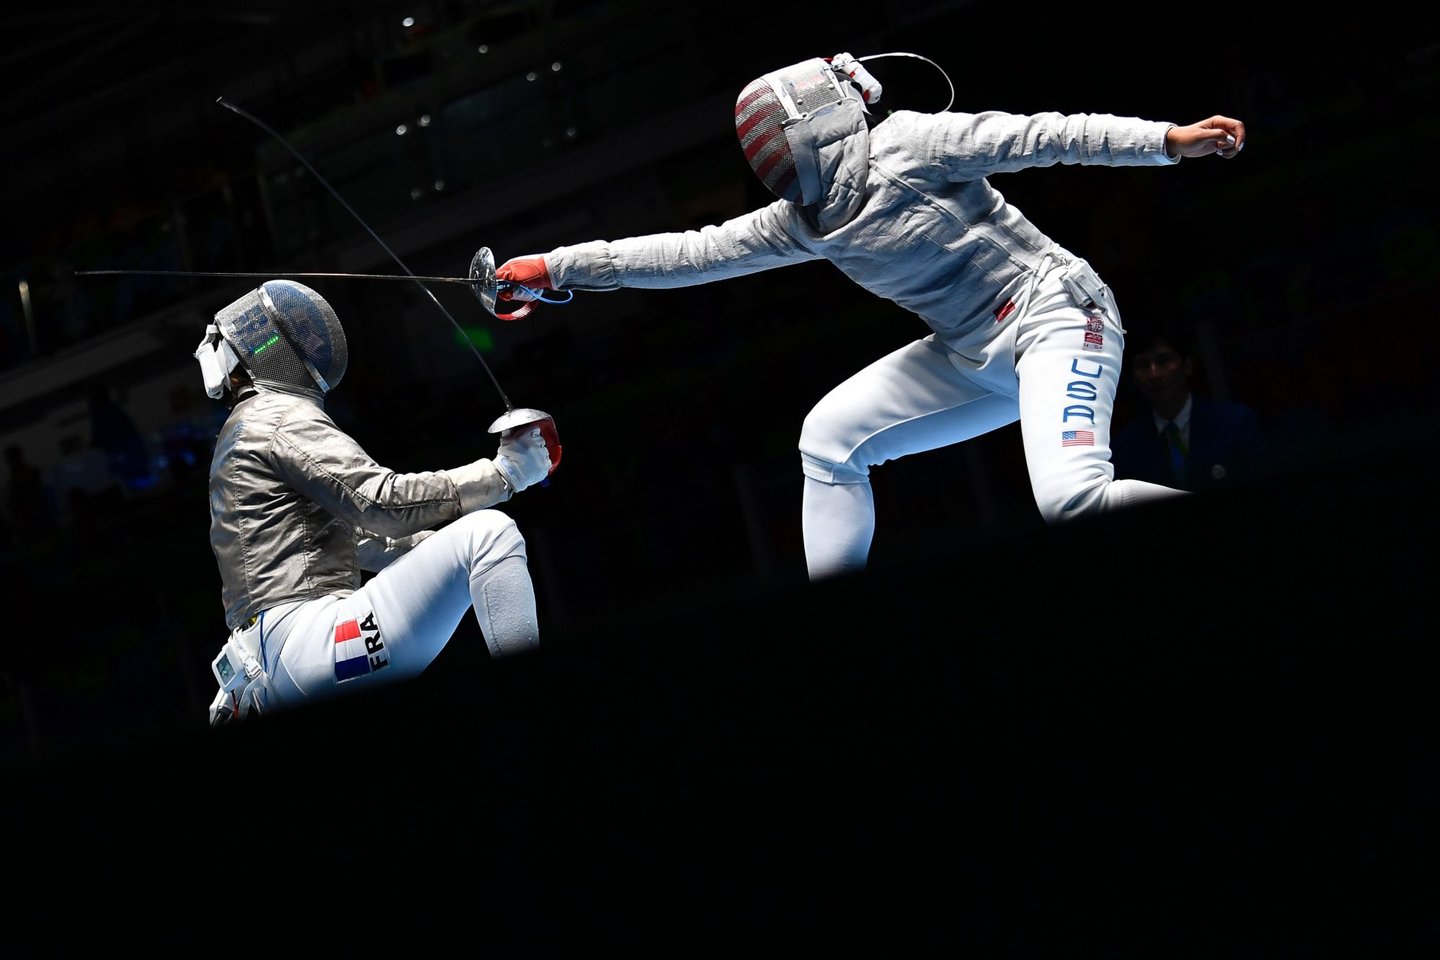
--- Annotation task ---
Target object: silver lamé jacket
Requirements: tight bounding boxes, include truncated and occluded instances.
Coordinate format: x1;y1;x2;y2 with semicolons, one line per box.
207;386;512;629
542;106;1178;351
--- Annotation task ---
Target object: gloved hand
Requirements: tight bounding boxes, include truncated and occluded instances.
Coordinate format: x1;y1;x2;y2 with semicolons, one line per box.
494;425;551;492
496;255;552;303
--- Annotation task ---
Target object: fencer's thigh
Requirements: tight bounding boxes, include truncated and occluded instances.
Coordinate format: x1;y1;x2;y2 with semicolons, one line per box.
259;594;352;705
264;512;525;704
799;335;1020;481
1013;282;1125;517
360;510;526;675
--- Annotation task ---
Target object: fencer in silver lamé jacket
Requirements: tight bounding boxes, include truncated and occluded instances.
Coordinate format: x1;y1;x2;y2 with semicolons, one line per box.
542;107;1179;350
208;385;512;630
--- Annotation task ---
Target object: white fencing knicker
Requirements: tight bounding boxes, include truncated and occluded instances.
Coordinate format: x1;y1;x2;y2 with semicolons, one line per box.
205;509;537;725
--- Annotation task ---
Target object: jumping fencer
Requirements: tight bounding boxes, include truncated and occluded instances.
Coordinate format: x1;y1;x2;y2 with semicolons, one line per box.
495;52;1246;579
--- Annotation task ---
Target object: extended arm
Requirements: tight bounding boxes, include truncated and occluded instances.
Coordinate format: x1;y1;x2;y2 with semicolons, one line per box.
497;202;819;301
271;409;551;538
917;109;1244;180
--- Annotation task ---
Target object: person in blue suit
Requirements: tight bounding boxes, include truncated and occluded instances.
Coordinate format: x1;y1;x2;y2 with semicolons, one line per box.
1110;321;1266;492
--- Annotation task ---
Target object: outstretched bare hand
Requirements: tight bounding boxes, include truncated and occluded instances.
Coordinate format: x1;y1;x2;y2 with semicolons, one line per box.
1166;116;1246;159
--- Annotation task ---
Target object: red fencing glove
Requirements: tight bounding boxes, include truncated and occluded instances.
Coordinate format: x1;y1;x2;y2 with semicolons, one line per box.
535;416;562;475
496;256;553;303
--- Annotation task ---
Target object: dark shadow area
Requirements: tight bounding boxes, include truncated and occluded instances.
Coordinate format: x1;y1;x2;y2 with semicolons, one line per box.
5;418;1434;947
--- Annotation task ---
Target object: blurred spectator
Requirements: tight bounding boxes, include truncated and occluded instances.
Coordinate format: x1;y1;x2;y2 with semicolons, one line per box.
87;380;156;494
157;384;226;486
1111;320;1267;492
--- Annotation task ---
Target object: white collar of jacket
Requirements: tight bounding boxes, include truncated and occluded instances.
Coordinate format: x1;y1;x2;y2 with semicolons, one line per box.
783;96;870;231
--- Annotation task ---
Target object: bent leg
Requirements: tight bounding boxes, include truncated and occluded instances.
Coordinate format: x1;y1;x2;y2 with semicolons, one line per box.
1015;282;1187;523
257;512;536;710
362;509;536;671
799;336;1019;579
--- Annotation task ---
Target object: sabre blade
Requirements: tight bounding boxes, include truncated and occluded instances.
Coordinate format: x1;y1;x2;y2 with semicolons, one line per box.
75;268;478;285
215;96;516;412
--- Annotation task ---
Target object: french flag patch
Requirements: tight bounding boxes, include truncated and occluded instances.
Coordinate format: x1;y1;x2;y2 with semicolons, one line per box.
334;613;388;683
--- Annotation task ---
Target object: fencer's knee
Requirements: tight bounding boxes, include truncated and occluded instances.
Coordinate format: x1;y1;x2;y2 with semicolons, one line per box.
800;451;868;485
453;506;513;533
798;409;870;479
799;415;870;484
454;508;526;559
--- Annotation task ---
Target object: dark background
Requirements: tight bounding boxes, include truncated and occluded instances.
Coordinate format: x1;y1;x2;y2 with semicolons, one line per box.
0;1;1434;946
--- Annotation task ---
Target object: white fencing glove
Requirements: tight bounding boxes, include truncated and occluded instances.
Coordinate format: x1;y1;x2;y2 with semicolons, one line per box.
494;426;550;493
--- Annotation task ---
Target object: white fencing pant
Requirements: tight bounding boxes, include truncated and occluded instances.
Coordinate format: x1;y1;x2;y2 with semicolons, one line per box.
252;509;537;711
798;258;1186;580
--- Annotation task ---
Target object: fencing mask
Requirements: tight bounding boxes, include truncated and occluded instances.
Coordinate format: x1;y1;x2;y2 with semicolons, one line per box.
195;280;349;399
734;53;881;205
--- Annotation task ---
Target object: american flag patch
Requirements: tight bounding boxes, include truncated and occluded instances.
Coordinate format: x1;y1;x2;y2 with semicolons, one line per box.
1062;430;1095;447
334;617;372;682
